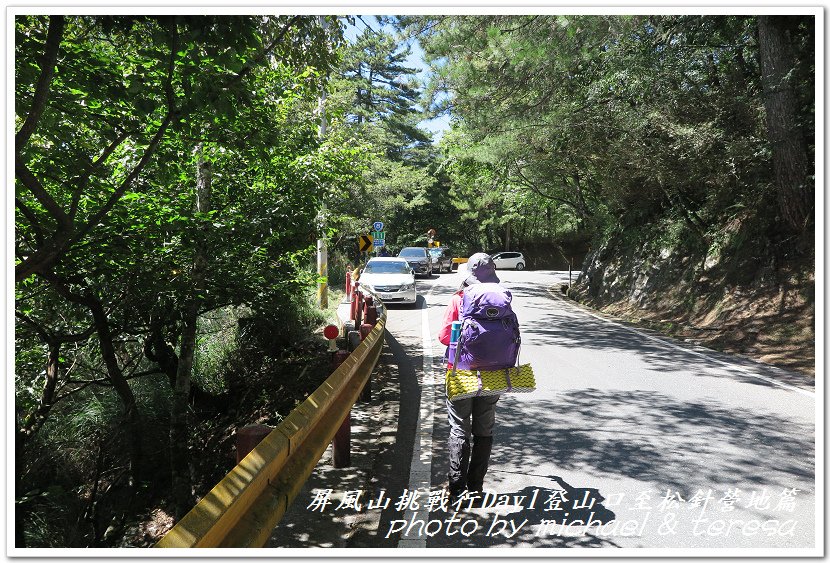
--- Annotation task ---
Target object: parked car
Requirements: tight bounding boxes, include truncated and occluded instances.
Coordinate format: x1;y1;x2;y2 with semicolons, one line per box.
428;247;453;273
491;251;526;270
358;258;417;305
398;247;433;277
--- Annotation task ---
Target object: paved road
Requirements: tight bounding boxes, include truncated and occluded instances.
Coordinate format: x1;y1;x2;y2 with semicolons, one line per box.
270;268;817;554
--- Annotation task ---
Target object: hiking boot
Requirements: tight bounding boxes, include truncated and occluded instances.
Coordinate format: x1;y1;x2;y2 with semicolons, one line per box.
464;489;487;509
442;482;466;510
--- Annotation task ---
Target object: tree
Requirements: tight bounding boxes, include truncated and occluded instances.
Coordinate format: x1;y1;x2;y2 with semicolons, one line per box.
410;14;814;258
15;14;352;538
758;15;814;234
338;25;430;155
327;20;437;251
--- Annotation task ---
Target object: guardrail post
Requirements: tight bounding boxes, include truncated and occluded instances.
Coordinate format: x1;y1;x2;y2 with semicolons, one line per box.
347;330;361;352
363;296;377;325
330;350;351;467
235;424;274;464
354;291;363;328
350;282;359;321
332;414;351;468
355;294;377;340
358;296;377;401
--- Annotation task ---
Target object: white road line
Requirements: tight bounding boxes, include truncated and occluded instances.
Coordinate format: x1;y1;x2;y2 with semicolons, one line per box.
547;286;815;398
397;279;447;548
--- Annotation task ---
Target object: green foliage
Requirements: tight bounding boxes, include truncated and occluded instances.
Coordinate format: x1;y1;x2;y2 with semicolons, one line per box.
403;14;813;260
325;19;439;254
14;14;361;546
193;308;241;395
19;373;174;547
237;289;328;356
15;12;815;546
336;25;430;152
15;12;349;404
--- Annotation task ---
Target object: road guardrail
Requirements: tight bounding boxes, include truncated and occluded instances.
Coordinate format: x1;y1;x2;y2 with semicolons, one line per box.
156;288;386;548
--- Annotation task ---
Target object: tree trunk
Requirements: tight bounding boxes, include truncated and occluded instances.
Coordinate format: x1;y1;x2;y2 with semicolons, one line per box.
171;300;197;517
145;325;224;413
757;15;813;233
15;393;32;547
86;296;143;485
46;274;144;484
19;340;61;448
170;149;211;518
572;171;591;225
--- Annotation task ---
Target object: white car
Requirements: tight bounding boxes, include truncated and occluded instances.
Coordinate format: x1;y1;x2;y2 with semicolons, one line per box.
358;258;418;306
491;251;526;270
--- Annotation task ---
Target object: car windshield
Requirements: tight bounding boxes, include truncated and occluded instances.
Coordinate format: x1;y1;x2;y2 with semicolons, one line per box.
363;261;412;275
399;248;425;258
428;249;442;257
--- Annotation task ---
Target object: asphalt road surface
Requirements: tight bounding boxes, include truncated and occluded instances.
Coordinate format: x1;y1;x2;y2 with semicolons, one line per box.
269;267;817;555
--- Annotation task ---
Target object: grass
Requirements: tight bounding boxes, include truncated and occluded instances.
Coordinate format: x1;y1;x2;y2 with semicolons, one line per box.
194;308;243;395
322;288;346;326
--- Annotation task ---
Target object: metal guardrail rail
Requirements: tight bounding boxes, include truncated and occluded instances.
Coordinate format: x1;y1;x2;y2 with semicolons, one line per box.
156;296;386;548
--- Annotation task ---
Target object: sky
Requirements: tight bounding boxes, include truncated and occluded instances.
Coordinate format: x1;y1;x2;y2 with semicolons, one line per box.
344;15;452;142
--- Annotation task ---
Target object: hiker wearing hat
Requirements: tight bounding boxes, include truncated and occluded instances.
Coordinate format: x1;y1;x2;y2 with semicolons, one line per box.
438;252;516;500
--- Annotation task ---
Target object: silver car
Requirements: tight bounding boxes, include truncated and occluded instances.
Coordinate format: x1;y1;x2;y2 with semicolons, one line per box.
428;247;453;273
358;258;417;306
398;247;433;277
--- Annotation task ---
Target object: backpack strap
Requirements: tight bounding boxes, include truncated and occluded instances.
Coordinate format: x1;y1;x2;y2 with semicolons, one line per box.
515;336;522;368
514;316;522;367
448;326;463;388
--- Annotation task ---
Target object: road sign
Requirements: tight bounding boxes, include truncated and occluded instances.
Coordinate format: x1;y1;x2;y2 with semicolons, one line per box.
372;230;385;240
373;238;385;248
373;221;384;231
358;234;373;252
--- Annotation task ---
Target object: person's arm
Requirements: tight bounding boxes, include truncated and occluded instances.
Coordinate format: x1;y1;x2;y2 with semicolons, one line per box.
438;292;462;346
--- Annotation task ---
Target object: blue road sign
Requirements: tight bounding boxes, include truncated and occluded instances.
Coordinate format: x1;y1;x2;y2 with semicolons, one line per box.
373;221;384;231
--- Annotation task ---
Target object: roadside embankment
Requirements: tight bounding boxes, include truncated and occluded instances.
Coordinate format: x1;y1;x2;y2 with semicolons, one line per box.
569;228;814;377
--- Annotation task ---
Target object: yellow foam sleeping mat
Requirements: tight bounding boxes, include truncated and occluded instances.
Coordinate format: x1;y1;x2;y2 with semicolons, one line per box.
445;364;536;401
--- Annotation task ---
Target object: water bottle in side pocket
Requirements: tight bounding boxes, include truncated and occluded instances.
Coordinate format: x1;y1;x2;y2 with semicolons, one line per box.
448;320;462;365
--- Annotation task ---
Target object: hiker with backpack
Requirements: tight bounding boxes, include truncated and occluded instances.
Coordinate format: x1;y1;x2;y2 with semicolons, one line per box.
438;253;521;500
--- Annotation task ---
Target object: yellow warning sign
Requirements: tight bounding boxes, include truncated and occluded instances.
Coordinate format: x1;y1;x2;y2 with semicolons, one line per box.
358;234;373;252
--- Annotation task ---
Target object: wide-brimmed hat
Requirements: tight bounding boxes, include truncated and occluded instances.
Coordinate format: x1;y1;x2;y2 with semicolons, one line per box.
462;252;500;287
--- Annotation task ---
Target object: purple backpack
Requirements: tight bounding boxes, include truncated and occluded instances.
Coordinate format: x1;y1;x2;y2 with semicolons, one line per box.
448;282;521;370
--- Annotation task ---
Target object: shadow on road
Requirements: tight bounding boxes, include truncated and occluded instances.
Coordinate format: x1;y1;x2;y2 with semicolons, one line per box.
383;294;430;311
348;330;423;547
268;331;422;548
513;291;813;391
422;480;619;548
492;390;814;498
427;385;813;547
